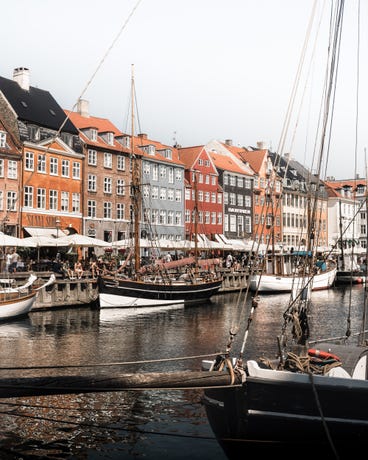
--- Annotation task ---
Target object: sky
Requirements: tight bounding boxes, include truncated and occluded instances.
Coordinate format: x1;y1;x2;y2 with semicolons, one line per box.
2;0;368;180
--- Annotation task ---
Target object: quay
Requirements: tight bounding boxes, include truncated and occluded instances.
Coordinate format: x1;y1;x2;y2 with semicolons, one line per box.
3;269;247;311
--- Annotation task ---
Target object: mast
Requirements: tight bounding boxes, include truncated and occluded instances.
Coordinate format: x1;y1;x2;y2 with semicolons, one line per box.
339;199;345;271
130;64;141;273
193;170;199;272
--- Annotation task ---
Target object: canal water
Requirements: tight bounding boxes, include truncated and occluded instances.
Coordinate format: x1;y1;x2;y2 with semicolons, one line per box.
0;285;365;459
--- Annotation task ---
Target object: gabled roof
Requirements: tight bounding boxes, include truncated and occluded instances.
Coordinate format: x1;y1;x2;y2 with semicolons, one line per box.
65;110;127;152
135;135;184;166
233;148;268;175
206;140;254;175
177;145;205;169
0;76;78;134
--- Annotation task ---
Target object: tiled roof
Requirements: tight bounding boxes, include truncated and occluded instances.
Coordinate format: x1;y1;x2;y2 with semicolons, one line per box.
0;76;78;134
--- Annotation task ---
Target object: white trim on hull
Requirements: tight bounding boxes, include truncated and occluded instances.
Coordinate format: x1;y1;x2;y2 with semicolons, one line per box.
248;267;337;293
0;293;37;320
98;293;185;309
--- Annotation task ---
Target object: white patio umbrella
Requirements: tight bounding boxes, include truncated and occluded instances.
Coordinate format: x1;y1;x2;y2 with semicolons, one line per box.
0;232;37;247
20;236;61;247
55;234;112;248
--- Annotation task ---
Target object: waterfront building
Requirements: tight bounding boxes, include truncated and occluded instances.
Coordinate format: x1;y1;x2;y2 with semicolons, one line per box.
0;67;83;237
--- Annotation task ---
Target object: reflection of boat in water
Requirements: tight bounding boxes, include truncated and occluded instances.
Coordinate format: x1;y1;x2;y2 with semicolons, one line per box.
99;304;185;323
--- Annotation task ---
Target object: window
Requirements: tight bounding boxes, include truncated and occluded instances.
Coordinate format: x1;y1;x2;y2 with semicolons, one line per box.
211;212;216;224
168;189;175;201
245;178;252;189
152;164;158;180
198;191;203;202
175;211;181;225
167;210;174;225
143;184;150;198
24;186;33;207
49;190;58;210
211;176;216;185
143;162;150;175
104;152;112;168
160;188;167;200
72;162;81;179
159;209;166;224
88;200;96;218
117;179;125;195
50;157;58;175
160;165;167;178
151;186;159;199
37;188;46;209
106;132;114;145
0;191;3;210
175;190;182;202
8;160;17;179
37;154;46;173
72;193;80;213
168;167;174;183
217;193;222;204
230;176;236;186
25;152;34;171
237;177;243;188
61;191;69;211
185;209;190;223
205;192;210;202
104;177;112;194
104;202;112;219
230;193;236;205
6;191;16;211
88;174;97;192
61;159;70;177
0;159;3;177
211;192;216;203
90;129;98;141
175;169;182;181
0;131;6;148
117;203;124;220
88;149;97;165
205;175;210;184
117;155;125;171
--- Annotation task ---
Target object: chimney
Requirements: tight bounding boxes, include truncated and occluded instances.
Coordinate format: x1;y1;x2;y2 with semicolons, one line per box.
225;139;233;146
138;133;148;139
257;141;268;149
77;99;90;117
13;67;30;91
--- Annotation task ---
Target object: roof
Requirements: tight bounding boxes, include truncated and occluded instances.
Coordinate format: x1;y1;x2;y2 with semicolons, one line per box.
0;76;78;134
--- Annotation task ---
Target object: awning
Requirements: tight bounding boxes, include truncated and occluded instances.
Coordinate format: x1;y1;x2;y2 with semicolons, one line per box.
24;227;67;238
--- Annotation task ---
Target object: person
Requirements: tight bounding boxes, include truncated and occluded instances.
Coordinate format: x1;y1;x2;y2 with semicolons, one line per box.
89;259;100;278
9;249;20;273
62;260;74;279
74;260;84;279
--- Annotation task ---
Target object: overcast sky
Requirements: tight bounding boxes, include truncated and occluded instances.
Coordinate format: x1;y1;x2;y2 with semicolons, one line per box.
2;0;367;179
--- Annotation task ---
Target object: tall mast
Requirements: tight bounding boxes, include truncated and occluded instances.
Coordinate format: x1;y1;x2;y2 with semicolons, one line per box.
193;170;199;272
130;64;141;273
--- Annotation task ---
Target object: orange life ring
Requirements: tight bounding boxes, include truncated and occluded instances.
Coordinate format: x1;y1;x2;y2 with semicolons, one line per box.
308;348;341;362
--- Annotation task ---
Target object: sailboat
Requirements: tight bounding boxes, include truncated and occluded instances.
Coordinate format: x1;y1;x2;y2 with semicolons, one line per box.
201;1;368;456
98;68;222;308
0;273;55;321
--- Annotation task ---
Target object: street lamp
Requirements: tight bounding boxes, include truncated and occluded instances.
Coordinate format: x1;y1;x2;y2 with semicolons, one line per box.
55;219;61;238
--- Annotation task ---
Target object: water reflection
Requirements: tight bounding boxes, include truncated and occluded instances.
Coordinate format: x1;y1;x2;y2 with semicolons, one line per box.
0;287;365;458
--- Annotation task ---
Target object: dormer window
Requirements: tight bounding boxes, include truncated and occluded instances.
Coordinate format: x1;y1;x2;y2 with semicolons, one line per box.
115;135;131;149
91;129;97;142
28;125;40;141
141;145;155;155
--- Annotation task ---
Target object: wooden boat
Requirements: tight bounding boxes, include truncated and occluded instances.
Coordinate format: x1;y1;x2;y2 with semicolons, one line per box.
201;2;368;457
0;273;56;321
248;250;337;293
98;68;222;309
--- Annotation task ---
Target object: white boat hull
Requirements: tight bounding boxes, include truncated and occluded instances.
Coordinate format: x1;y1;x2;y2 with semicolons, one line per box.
0;292;37;320
99;293;185;308
248;267;336;293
